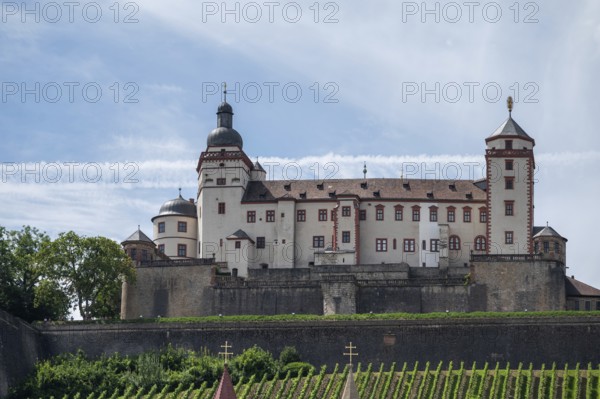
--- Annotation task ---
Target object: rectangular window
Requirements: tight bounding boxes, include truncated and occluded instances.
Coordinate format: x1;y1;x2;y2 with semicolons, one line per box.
247;211;256;223
331;209;336;221
342;231;351;243
218;202;226;214
429;208;438;222
318;209;328;221
554;242;560;254
505;160;514;170
178;221;187;232
505;201;514;216
596;302;600;311
463;209;471;223
158;244;165;253
479;208;487;223
234;241;241;249
313;236;324;248
430;239;439;252
505;140;513;149
216;178;226;185
297;210;306;222
266;210;275;222
585;301;591;311
376;238;388;252
505;231;514;245
256;237;265;249
447;209;455;223
505;177;514;190
534;242;539;253
130;248;137;259
342;206;351;217
404;239;416;252
395;208;403;221
376;208;384;221
412;208;420;222
177;244;187;257
158;222;165;233
543;241;549;253
359;210;366;220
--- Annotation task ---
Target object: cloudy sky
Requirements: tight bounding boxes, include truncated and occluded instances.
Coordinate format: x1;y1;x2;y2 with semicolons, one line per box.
1;1;599;288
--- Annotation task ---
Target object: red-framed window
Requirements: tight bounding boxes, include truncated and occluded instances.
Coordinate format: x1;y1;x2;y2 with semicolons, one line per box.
403;239;415;252
297;210;306;222
318;209;328;221
449;235;460;250
342;206;351;217
247;211;256;223
376;238;388;252
266;210;275;222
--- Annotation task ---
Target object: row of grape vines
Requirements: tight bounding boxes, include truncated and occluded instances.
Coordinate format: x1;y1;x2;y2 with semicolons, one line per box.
45;362;600;399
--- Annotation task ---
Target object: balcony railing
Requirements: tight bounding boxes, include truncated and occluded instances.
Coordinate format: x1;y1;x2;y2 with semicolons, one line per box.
138;258;217;268
470;254;543;262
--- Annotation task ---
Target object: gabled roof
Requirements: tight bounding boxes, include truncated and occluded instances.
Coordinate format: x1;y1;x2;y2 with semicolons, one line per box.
122;229;155;245
226;229;255;244
566;276;600;297
486;116;534;144
242;179;485;203
213;366;237;399
341;369;360;399
533;226;567;241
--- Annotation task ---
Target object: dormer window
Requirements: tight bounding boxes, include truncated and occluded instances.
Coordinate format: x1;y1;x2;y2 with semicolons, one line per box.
360;182;368;189
317;183;324;190
329;191;336;198
449;184;456;191
466;192;473;200
373;190;380;198
403;183;410;190
284;183;291;191
426;192;433;199
299;192;307;199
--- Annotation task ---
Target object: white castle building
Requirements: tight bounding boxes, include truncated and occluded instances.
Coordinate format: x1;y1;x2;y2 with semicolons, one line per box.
133;97;568;279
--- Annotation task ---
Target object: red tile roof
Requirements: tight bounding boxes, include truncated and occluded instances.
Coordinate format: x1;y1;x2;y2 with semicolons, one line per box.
242;178;485;203
566;276;600;297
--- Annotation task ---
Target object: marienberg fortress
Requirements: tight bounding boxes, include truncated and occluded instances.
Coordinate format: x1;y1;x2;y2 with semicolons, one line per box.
120;98;600;318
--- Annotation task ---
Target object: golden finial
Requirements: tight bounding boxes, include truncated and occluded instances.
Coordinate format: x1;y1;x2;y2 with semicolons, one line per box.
343;342;358;366
507;96;514;116
219;341;234;364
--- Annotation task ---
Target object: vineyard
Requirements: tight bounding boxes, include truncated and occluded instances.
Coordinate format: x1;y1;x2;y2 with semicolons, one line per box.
41;361;600;399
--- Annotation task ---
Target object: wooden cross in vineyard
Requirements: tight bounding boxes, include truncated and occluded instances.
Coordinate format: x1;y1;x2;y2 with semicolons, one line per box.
343;342;358;366
219;341;234;364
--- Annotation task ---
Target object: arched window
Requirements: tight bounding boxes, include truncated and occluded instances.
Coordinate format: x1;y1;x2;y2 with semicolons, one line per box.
475;235;486;251
449;235;461;250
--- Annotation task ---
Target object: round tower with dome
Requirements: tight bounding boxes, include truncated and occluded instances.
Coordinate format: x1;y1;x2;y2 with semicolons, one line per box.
151;190;198;259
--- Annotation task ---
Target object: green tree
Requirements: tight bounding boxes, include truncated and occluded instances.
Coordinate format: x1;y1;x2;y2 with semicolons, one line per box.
279;346;301;366
42;232;135;320
0;225;67;321
230;345;278;382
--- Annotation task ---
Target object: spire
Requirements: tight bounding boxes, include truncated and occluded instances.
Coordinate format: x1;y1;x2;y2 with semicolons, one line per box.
341;342;359;399
217;82;234;129
363;162;367;180
213;366;237;399
178;187;182;198
341;369;360;399
507;96;514;116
